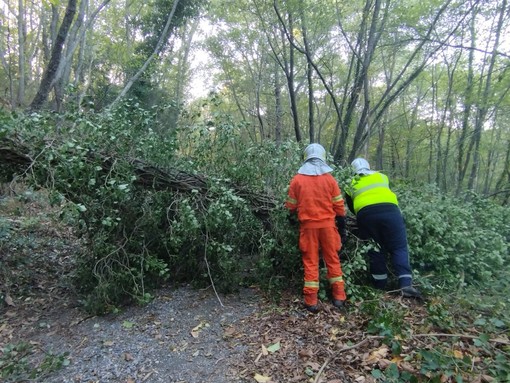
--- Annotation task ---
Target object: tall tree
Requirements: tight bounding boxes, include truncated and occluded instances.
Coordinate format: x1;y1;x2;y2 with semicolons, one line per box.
16;0;26;107
467;0;507;191
30;0;77;110
110;0;181;108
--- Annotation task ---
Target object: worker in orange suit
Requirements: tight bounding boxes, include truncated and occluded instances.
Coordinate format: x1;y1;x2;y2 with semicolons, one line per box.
285;143;347;313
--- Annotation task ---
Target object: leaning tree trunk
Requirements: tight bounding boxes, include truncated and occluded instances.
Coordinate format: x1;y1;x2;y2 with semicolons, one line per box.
30;0;77;110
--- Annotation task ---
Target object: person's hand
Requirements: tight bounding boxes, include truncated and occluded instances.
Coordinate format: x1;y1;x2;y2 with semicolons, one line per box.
335;216;347;244
287;211;299;227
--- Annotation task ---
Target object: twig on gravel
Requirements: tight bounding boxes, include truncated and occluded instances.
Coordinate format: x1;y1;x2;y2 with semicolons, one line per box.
142;371;154;381
204;231;224;307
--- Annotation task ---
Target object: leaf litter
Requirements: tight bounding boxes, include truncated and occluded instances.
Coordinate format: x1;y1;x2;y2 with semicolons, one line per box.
2;190;507;383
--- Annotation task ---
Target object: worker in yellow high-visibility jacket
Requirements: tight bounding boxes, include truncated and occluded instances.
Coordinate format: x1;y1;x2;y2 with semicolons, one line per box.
345;158;421;298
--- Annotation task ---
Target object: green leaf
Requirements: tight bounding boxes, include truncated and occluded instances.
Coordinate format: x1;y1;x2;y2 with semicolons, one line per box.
473;318;486;326
122;321;135;329
76;204;87;212
266;341;280;353
490;318;505;328
371;369;384;379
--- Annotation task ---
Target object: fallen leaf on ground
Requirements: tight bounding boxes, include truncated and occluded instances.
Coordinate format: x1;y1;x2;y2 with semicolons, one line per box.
305;361;321;371
5;295;15;306
123;352;134;361
266;341;280;353
191;321;209;338
254;373;272;382
122;320;135;329
364;345;389;364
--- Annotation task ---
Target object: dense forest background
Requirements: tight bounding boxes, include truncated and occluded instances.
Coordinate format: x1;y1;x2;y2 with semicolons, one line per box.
1;0;509;200
1;0;510;381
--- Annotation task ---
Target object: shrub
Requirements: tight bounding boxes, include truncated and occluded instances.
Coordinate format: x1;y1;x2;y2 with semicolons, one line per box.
2;103;509;312
396;183;509;288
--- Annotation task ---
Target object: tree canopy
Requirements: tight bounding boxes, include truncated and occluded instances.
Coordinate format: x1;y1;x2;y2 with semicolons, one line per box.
1;0;509;200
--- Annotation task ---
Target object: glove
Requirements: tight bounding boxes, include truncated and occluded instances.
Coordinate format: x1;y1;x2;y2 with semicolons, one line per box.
287;211;299;227
335;216;347;244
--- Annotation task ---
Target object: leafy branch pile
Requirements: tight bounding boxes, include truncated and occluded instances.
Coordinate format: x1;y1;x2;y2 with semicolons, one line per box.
0;104;509;318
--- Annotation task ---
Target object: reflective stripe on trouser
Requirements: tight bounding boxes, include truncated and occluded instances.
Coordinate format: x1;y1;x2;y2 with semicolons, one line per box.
299;226;346;306
368;249;388;289
358;205;413;288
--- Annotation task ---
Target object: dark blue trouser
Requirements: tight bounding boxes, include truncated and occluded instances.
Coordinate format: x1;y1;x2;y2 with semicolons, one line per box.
357;204;412;288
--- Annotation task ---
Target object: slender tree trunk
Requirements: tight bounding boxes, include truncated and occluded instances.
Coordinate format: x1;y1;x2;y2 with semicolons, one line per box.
354;0;457;163
298;0;314;143
280;14;301;142
256;70;265;140
457;9;476;194
345;0;384;162
467;0;507;191
168;18;199;130
274;61;282;145
375;114;387;170
0;8;15;106
482;118;499;195
495;140;510;204
30;0;77;110
110;0;180;108
275;0;342;148
251;3;298;142
17;0;26;107
435;57;458;191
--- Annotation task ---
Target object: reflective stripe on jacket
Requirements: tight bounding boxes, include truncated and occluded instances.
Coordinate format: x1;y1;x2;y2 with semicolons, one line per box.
348;172;398;214
285;173;345;229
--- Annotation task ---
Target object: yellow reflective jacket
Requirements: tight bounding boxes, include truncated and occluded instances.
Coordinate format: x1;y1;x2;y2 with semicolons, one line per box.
347;172;398;214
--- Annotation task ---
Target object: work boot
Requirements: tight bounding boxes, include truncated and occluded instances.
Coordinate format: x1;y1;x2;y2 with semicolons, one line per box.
304;304;319;314
332;299;346;310
401;286;422;299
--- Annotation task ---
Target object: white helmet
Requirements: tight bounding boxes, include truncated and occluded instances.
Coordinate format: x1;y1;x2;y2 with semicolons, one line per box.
351;158;375;174
303;143;326;162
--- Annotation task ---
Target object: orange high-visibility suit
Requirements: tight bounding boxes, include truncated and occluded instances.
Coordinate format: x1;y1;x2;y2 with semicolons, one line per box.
286;173;347;307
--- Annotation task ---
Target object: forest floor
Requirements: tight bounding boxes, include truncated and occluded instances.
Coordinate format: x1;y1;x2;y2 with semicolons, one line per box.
1;187;508;383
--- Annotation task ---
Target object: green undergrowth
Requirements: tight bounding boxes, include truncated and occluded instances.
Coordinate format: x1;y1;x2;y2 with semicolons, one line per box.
0;342;70;382
355;275;510;382
0;105;509;317
1;103;509;382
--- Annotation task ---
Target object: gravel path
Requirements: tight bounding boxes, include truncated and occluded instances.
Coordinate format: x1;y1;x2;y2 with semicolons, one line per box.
5;286;260;383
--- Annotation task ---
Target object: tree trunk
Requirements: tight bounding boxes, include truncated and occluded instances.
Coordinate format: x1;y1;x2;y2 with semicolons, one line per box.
274;61;283;145
467;0;507;191
298;0;314;143
435;57;458;191
457;8;476;194
280;12;301;143
0;135;278;221
168;18;199;130
347;0;456;163
53;0;88;112
17;0;26;107
495;139;510;204
30;0;77;110
344;0;383;162
110;0;180;109
275;0;343;147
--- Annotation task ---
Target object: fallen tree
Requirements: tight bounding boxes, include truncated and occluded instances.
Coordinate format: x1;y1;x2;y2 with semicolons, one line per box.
0;135;277;220
0;133;363;313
